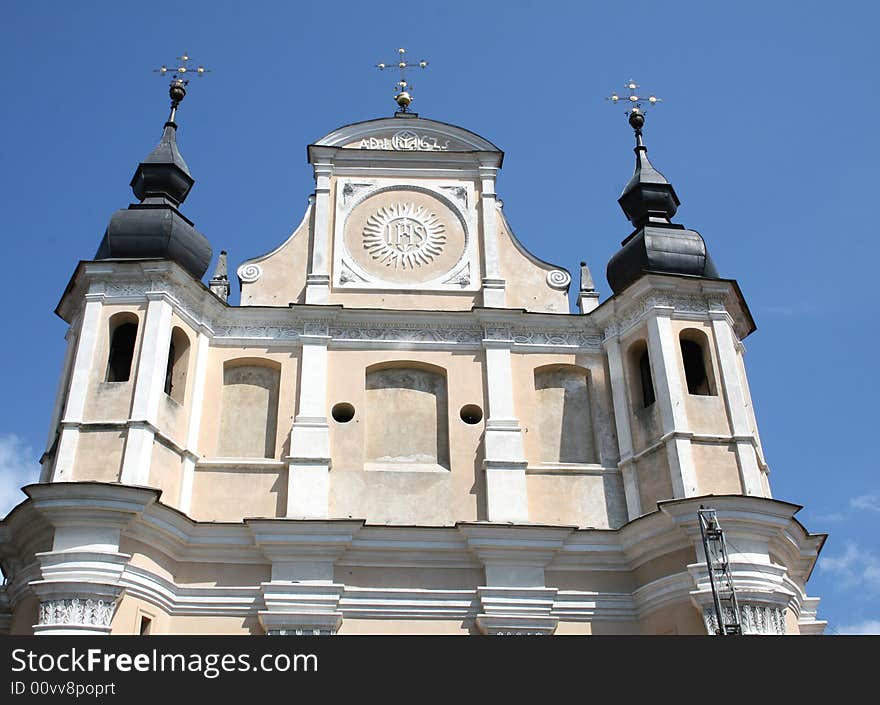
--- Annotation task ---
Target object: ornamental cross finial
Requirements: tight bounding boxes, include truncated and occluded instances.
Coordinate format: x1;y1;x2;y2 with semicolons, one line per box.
606;79;662;136
376;48;428;114
153;51;211;123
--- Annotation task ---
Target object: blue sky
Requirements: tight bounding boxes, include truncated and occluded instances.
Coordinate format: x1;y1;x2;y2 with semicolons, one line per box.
1;1;877;634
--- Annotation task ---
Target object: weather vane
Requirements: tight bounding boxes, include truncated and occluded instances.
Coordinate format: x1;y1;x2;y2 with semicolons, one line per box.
376;48;428;113
153;51;210;122
606;79;661;135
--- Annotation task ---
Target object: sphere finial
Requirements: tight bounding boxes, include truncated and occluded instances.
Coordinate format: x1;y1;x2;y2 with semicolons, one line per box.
606;79;661;140
153;51;210;124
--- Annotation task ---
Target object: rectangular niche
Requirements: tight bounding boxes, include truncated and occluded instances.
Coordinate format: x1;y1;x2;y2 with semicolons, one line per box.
365;366;449;470
534;366;598;464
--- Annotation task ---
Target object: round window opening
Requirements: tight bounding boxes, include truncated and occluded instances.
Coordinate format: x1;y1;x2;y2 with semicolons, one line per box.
459;404;483;425
332;402;355;423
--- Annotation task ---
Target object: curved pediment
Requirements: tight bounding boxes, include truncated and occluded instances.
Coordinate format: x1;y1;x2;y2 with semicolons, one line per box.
313;116;502;153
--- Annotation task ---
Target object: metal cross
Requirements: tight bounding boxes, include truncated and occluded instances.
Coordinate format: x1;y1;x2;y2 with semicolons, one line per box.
153;51;210;121
376;48;428;113
606;79;661;134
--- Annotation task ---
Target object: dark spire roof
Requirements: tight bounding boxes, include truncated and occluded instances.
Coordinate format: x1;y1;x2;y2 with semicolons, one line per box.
606;113;717;294
94;81;212;279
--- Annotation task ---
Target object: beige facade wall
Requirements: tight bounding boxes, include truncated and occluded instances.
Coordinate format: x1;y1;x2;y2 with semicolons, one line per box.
527;473;627;529
72;429;125;482
512;353;619;469
240;209;312;306
497;212;570;313
190;465;286;521
198;348;299;460
148;441;183;511
327;349;485;524
672;320;730;435
635;447;673;513
640;602;706;635
692;442;742;495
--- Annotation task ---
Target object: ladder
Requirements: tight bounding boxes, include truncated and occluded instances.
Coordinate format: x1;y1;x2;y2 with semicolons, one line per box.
698;507;742;635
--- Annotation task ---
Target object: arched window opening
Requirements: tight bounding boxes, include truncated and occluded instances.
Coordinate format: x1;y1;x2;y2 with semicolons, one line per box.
217;361;281;458
628;341;656;410
106;315;138;382
680;331;716;396
163;327;191;403
639;351;655;408
365;364;449;468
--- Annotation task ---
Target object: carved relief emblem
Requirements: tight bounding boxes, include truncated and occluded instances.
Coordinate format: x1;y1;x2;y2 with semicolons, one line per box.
363;203;446;269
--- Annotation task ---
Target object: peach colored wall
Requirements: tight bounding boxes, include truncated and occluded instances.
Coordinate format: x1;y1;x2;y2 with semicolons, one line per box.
327;349;485;524
198;348;299;460
636;447;673;513
692;442;743;495
148;441;183;511
189;465;286;521
72;429;125;482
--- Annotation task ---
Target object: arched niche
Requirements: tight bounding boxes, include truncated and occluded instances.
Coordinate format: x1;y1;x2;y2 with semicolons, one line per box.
533;365;597;464
217;359;281;458
364;362;449;469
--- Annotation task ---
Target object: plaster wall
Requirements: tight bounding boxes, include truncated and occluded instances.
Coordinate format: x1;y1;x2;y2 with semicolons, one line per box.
526;473;626;528
189;464;287;521
198;348;298;460
672;321;730;435
148;441;183;511
512;353;619;470
83;304;146;421
337;567;483;590
72;429;125;481
545;570;635;593
496;209;570;313
635;447;673;513
239;207;312;306
111;594;170;635
9;595;39;635
640;602;705;635
327;349;484;524
692;442;742;495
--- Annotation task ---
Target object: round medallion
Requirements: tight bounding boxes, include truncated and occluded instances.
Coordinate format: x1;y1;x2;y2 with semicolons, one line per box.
363;203;446;269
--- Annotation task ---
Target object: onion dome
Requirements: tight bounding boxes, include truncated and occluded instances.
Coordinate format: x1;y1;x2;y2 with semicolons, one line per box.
606;110;717;294
94;78;212;279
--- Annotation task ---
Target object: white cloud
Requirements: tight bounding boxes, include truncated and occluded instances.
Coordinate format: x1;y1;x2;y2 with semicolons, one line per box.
850;494;880;513
819;542;880;592
837;620;880;635
0;433;40;516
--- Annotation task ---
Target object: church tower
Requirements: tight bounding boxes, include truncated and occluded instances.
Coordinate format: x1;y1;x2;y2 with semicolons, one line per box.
0;65;825;636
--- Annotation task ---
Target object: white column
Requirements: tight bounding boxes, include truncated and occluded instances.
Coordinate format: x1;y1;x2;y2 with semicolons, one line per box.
710;314;764;496
603;335;642;520
287;330;331;518
52;295;104;482
305;163;333;304
479;163;506;307
645;311;698;498
120;295;173;486
178;328;210;514
483;332;528;522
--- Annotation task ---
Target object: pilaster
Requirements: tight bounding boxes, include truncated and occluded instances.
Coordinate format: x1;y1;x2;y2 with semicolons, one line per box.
52;295;104;481
479;163;506;307
249;520;362;635
120;294;173;486
461;524;569;635
179;328;210;514
481;327;528;523
645;310;698;498
709;312;764;496
288;327;332;518
603;335;641;520
305;162;333;304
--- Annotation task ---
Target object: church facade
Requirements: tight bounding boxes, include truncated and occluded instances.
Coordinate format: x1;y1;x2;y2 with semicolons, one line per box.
0;93;826;635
